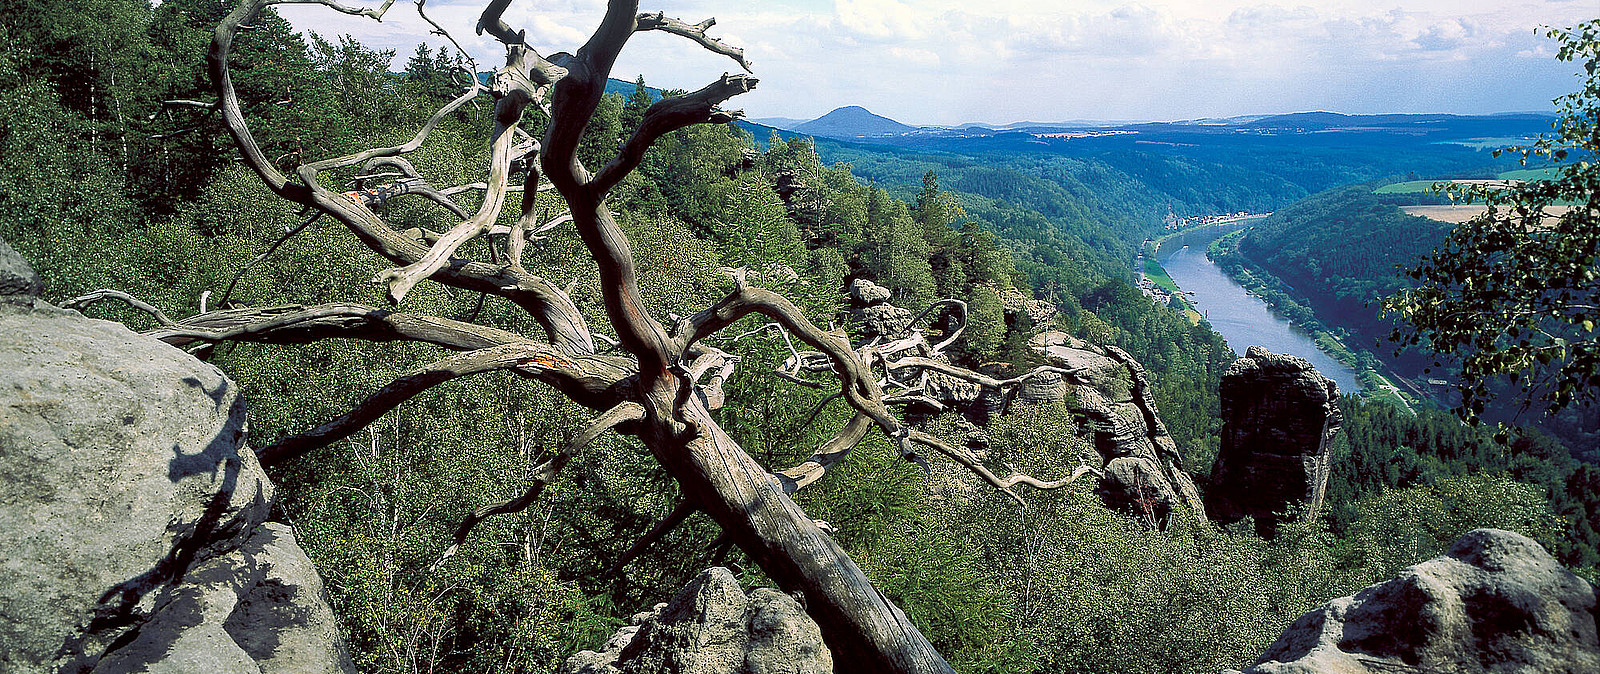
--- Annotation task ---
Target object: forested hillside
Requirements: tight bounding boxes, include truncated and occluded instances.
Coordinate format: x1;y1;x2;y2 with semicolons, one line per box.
2;1;1593;672
1224;185;1597;450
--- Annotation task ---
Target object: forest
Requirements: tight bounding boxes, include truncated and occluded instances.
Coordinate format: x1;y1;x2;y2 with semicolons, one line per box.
1;0;1595;672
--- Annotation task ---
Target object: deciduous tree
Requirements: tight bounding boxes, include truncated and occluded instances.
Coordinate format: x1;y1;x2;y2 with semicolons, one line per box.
1385;20;1600;425
72;1;1103;670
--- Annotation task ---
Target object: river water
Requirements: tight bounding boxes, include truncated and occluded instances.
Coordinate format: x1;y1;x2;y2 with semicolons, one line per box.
1155;235;1362;394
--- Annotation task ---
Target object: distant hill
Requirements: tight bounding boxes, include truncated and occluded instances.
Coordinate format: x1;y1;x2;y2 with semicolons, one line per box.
748;116;809;131
792;106;917;139
603;77;664;102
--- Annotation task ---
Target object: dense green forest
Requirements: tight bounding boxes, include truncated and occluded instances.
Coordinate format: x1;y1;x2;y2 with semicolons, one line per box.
2;1;1594;672
1222;185;1598;452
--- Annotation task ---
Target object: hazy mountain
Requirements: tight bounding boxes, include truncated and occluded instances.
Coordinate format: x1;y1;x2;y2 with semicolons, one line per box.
791;106;917;138
748;116;810;130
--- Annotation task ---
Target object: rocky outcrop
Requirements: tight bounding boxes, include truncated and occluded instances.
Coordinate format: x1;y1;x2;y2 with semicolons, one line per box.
1029;331;1206;527
562;567;832;674
1228;529;1600;674
847;279;913;340
998;286;1055;328
0;237;43;301
1206;346;1343;535
845;285;1203;526
0;239;353;673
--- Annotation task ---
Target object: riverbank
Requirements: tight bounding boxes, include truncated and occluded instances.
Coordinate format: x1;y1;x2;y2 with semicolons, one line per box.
1140;217;1265;323
1204;230;1418;412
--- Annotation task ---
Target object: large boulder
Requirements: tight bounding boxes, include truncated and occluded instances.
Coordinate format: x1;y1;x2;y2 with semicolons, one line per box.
1206;346;1343;535
847;279;912;340
563;567;832;674
1229;529;1600;673
0;244;353;673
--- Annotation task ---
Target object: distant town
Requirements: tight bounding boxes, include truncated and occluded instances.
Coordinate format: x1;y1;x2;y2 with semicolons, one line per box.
1163;211;1271;230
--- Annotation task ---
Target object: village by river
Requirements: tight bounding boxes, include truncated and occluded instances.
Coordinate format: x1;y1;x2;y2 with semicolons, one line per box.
1148;225;1364;395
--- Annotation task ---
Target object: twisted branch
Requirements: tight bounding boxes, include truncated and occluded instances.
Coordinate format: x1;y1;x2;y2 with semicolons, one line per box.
63;290;177;326
634;12;753;73
255;341;599;467
907;430;1098;507
431;401;645;570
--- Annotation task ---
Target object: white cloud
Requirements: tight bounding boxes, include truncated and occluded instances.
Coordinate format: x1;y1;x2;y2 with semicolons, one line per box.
273;0;1594;124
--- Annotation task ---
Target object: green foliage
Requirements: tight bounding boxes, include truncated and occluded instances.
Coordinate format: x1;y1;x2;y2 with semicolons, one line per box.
1336;473;1562;580
10;8;1596;674
1384;20;1600;427
1326;398;1600;573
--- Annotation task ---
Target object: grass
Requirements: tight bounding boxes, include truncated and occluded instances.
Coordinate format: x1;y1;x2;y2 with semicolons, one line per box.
1496;167;1560;181
1435;137;1537;150
1143;257;1178;294
1374;179;1448;194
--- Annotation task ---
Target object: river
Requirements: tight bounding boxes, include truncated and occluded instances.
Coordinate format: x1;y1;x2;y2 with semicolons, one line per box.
1154;233;1362;394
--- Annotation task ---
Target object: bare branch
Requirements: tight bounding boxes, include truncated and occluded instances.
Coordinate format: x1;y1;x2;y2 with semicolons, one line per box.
678;284;910;454
603;499;696;577
267;0;395;20
906;430;1098;507
256;342;596;467
774;413;873;494
63;290;177;326
414;0;480;78
146;99;217;121
591;72;757;195
888;357;1081;390
634;12;752;73
431;401;645;570
302;82;484;175
218;211;322;308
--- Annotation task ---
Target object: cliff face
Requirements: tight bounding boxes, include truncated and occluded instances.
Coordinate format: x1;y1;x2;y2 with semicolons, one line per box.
1206;346;1343;535
0;239;353;673
1229;529;1600;674
1030;331;1207;527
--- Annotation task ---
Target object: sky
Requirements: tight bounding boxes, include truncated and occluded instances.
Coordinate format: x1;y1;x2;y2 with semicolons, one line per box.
274;0;1598;126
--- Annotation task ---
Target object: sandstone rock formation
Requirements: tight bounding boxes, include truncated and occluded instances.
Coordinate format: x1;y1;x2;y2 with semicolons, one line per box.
847;276;1207;527
1030;331;1206;527
562;567;832;674
847;279;913;340
1206;346;1343;535
999;286;1056;328
1228;528;1600;674
0;238;353;673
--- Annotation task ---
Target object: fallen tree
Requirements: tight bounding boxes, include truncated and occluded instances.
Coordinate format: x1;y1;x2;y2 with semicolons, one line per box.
72;1;1100;670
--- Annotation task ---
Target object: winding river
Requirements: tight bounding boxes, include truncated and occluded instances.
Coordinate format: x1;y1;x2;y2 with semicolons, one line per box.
1154;231;1362;394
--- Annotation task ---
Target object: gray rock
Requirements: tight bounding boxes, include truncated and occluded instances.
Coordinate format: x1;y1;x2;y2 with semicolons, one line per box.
1206;346;1343;535
1232;529;1600;674
0;237;43;302
855;304;913;340
90;523;354;674
0;277;353;673
847;279;893;306
998;286;1055;328
1023;332;1205;526
563;567;832;674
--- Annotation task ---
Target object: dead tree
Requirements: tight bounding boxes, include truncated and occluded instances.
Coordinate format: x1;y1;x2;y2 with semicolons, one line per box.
80;0;1094;670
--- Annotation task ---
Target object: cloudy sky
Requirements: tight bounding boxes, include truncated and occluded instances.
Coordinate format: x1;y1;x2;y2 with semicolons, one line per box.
274;0;1596;125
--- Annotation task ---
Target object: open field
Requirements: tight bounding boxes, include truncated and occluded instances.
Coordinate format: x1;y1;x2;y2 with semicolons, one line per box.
1376;178;1519;194
1374;179;1447;194
1436;136;1538;150
1497;167;1560;180
1402;204;1575;224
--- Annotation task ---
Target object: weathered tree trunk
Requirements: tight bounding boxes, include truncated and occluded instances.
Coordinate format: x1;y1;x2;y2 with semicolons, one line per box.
165;0;1109;670
649;396;956;674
